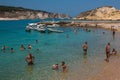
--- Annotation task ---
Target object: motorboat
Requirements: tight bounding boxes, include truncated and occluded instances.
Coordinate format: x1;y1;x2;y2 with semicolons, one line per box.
47;28;63;33
25;22;63;33
47;24;59;28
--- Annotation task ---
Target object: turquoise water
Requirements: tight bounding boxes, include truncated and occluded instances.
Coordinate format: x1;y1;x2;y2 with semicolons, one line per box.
0;19;120;80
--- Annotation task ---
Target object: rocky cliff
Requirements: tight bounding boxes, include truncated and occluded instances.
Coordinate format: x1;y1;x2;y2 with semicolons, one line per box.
0;5;70;20
75;6;120;20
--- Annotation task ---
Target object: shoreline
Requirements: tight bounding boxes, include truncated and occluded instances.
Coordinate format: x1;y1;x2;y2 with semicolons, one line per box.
1;18;120;31
0;18;19;20
69;21;120;31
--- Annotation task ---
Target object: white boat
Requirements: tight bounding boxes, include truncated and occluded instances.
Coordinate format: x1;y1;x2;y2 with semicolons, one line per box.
26;23;46;30
47;28;63;33
26;22;63;33
47;24;59;28
36;27;46;33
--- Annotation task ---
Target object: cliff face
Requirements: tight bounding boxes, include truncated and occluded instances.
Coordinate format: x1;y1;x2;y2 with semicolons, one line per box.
75;6;120;20
0;5;70;20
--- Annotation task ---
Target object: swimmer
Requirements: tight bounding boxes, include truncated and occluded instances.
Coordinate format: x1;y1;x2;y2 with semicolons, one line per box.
20;44;26;50
10;48;14;53
36;49;40;53
28;44;32;49
35;40;38;44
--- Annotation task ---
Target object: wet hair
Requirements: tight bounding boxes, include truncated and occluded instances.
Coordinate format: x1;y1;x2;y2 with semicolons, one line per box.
29;53;33;58
11;48;13;50
85;42;87;44
62;61;65;66
108;43;110;45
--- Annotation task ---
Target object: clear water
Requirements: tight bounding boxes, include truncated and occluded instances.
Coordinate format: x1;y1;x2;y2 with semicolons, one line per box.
0;19;120;80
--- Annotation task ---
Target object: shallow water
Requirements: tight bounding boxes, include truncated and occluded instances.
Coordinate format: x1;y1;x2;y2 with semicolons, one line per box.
0;19;120;80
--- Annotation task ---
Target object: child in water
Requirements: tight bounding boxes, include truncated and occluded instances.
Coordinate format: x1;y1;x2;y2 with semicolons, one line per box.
52;64;59;70
111;48;117;55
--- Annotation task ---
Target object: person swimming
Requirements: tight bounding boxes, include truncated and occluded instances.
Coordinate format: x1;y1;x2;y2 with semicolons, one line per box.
35;40;38;44
36;49;40;53
28;44;32;49
10;48;14;53
26;53;34;65
20;44;26;50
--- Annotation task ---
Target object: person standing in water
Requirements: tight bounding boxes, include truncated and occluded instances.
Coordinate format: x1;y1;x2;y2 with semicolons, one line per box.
112;29;116;39
82;42;88;55
105;43;111;62
26;53;34;65
61;61;67;73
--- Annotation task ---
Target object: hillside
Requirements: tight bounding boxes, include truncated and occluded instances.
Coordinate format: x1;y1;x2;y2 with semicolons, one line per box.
75;6;120;20
0;5;70;20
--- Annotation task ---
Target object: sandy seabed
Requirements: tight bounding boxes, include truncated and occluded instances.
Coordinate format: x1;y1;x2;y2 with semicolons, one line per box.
89;54;120;80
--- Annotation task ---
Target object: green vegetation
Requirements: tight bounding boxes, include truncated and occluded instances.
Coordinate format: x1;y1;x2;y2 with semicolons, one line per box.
0;5;49;13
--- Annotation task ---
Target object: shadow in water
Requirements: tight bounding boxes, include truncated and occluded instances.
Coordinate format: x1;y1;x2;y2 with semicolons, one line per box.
26;65;34;74
83;55;88;63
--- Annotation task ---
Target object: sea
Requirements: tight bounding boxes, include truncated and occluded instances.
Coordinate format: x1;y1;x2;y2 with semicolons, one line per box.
0;19;120;80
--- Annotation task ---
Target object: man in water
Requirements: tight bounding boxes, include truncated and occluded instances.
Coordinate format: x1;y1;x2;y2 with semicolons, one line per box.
105;43;110;62
82;42;88;55
26;53;34;65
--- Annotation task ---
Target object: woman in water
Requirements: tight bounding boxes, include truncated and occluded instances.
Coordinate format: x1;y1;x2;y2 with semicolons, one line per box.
26;53;34;65
61;61;67;72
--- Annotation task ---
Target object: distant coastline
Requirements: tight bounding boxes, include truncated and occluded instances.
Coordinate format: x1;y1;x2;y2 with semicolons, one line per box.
0;18;19;20
0;5;70;20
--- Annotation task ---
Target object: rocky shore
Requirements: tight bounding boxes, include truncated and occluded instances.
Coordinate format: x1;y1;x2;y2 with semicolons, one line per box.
75;6;120;21
0;5;70;20
49;20;119;31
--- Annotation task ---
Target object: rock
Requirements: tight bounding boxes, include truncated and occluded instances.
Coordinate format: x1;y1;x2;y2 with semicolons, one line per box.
0;5;70;20
75;6;120;20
